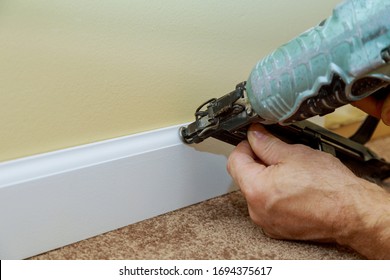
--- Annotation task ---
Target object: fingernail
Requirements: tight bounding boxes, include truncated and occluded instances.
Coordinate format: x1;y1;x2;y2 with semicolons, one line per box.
250;127;267;140
251;129;262;138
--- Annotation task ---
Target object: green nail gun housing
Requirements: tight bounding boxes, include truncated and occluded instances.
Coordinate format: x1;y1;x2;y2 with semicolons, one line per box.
246;0;390;124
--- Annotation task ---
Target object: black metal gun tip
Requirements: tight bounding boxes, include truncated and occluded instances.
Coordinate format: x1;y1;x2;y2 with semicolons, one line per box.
178;126;193;144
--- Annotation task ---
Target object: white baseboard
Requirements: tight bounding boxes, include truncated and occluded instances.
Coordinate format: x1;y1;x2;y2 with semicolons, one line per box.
0;124;236;259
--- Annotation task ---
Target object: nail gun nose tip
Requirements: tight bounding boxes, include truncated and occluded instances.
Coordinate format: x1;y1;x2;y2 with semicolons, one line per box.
178;126;192;144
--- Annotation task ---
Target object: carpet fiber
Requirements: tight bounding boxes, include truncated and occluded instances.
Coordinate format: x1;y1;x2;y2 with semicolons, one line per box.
30;136;390;260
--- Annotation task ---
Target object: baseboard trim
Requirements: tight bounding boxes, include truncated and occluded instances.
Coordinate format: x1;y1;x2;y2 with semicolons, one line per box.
0;124;235;259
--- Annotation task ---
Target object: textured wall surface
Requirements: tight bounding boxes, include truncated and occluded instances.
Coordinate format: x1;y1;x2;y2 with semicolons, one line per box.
0;0;340;161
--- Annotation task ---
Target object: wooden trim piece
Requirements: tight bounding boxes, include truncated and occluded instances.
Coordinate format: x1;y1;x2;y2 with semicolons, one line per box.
0;124;235;259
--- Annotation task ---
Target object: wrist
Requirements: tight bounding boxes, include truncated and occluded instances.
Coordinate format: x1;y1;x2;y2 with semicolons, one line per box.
335;179;390;259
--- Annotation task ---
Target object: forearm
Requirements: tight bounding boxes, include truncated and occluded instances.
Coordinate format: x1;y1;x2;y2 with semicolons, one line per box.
337;180;390;259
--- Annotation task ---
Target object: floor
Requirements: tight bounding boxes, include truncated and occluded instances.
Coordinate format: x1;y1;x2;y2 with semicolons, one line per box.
30;191;363;260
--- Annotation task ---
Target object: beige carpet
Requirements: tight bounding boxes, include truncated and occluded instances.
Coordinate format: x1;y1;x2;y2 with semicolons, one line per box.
30;136;390;260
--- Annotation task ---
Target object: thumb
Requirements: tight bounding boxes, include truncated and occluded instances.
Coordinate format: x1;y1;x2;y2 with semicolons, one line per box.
247;123;293;166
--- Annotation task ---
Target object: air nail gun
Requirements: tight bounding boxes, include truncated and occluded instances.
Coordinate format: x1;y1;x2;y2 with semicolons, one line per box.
179;0;390;185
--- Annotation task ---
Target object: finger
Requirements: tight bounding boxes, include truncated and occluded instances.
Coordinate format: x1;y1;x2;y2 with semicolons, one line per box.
247;123;293;166
381;94;390;125
227;140;264;180
227;140;266;192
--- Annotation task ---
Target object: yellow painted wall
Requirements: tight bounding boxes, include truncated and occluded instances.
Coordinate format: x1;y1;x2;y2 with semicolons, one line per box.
0;0;341;162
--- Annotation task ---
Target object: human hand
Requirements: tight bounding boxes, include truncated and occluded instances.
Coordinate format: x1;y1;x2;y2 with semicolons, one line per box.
352;92;390;125
227;123;387;247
